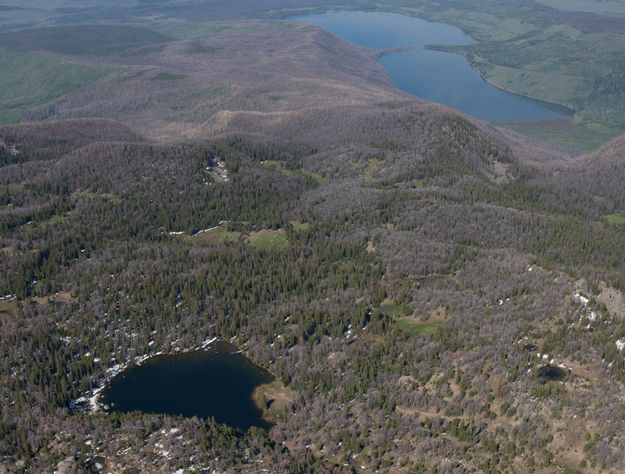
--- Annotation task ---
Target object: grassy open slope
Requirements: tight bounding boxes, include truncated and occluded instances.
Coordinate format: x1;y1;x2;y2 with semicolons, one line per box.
0;47;119;124
603;212;625;224
379;0;625;135
535;0;625;17
494;118;621;153
0;25;173;56
461;27;625;128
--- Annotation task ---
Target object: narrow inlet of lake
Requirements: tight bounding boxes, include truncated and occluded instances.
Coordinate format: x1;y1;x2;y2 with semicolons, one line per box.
100;341;273;431
287;11;573;122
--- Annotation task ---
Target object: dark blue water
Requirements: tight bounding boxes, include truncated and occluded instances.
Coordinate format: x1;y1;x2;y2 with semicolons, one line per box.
101;341;273;431
287;11;573;122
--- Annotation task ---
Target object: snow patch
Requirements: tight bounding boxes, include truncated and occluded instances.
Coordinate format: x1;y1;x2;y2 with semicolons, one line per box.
574;293;589;305
194;225;220;236
201;336;218;349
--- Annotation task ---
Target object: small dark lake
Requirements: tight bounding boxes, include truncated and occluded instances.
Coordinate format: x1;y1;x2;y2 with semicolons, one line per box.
101;341;273;431
538;364;568;381
287;11;573;122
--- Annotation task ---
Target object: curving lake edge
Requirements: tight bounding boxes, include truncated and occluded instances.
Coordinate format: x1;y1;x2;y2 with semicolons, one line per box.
70;338;293;431
421;44;575;115
287;10;575;122
70;336;220;414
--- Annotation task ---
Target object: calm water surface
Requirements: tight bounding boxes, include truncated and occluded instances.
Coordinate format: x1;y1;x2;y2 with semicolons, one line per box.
287;11;573;122
101;341;273;431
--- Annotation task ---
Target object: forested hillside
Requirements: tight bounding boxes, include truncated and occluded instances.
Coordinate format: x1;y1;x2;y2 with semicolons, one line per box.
1;3;625;473
2;108;625;472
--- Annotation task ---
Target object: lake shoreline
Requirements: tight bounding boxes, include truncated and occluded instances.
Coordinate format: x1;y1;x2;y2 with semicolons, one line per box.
77;338;285;431
70;335;220;414
71;335;291;429
420;44;576;117
252;379;296;424
289;10;574;122
376;45;415;59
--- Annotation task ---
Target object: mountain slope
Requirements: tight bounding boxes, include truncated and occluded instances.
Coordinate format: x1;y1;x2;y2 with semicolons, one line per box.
2;14;625;474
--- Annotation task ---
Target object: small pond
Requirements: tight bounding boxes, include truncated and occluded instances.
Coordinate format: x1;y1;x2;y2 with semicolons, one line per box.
537;364;568;381
101;341;273;431
287;11;573;122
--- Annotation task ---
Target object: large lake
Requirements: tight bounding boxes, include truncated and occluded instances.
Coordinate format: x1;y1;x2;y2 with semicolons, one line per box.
287;11;573;122
101;341;273;431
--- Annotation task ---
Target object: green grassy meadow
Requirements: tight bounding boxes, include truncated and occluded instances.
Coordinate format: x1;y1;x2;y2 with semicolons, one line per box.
495;119;621;152
0;48;119;124
603;212;625;225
